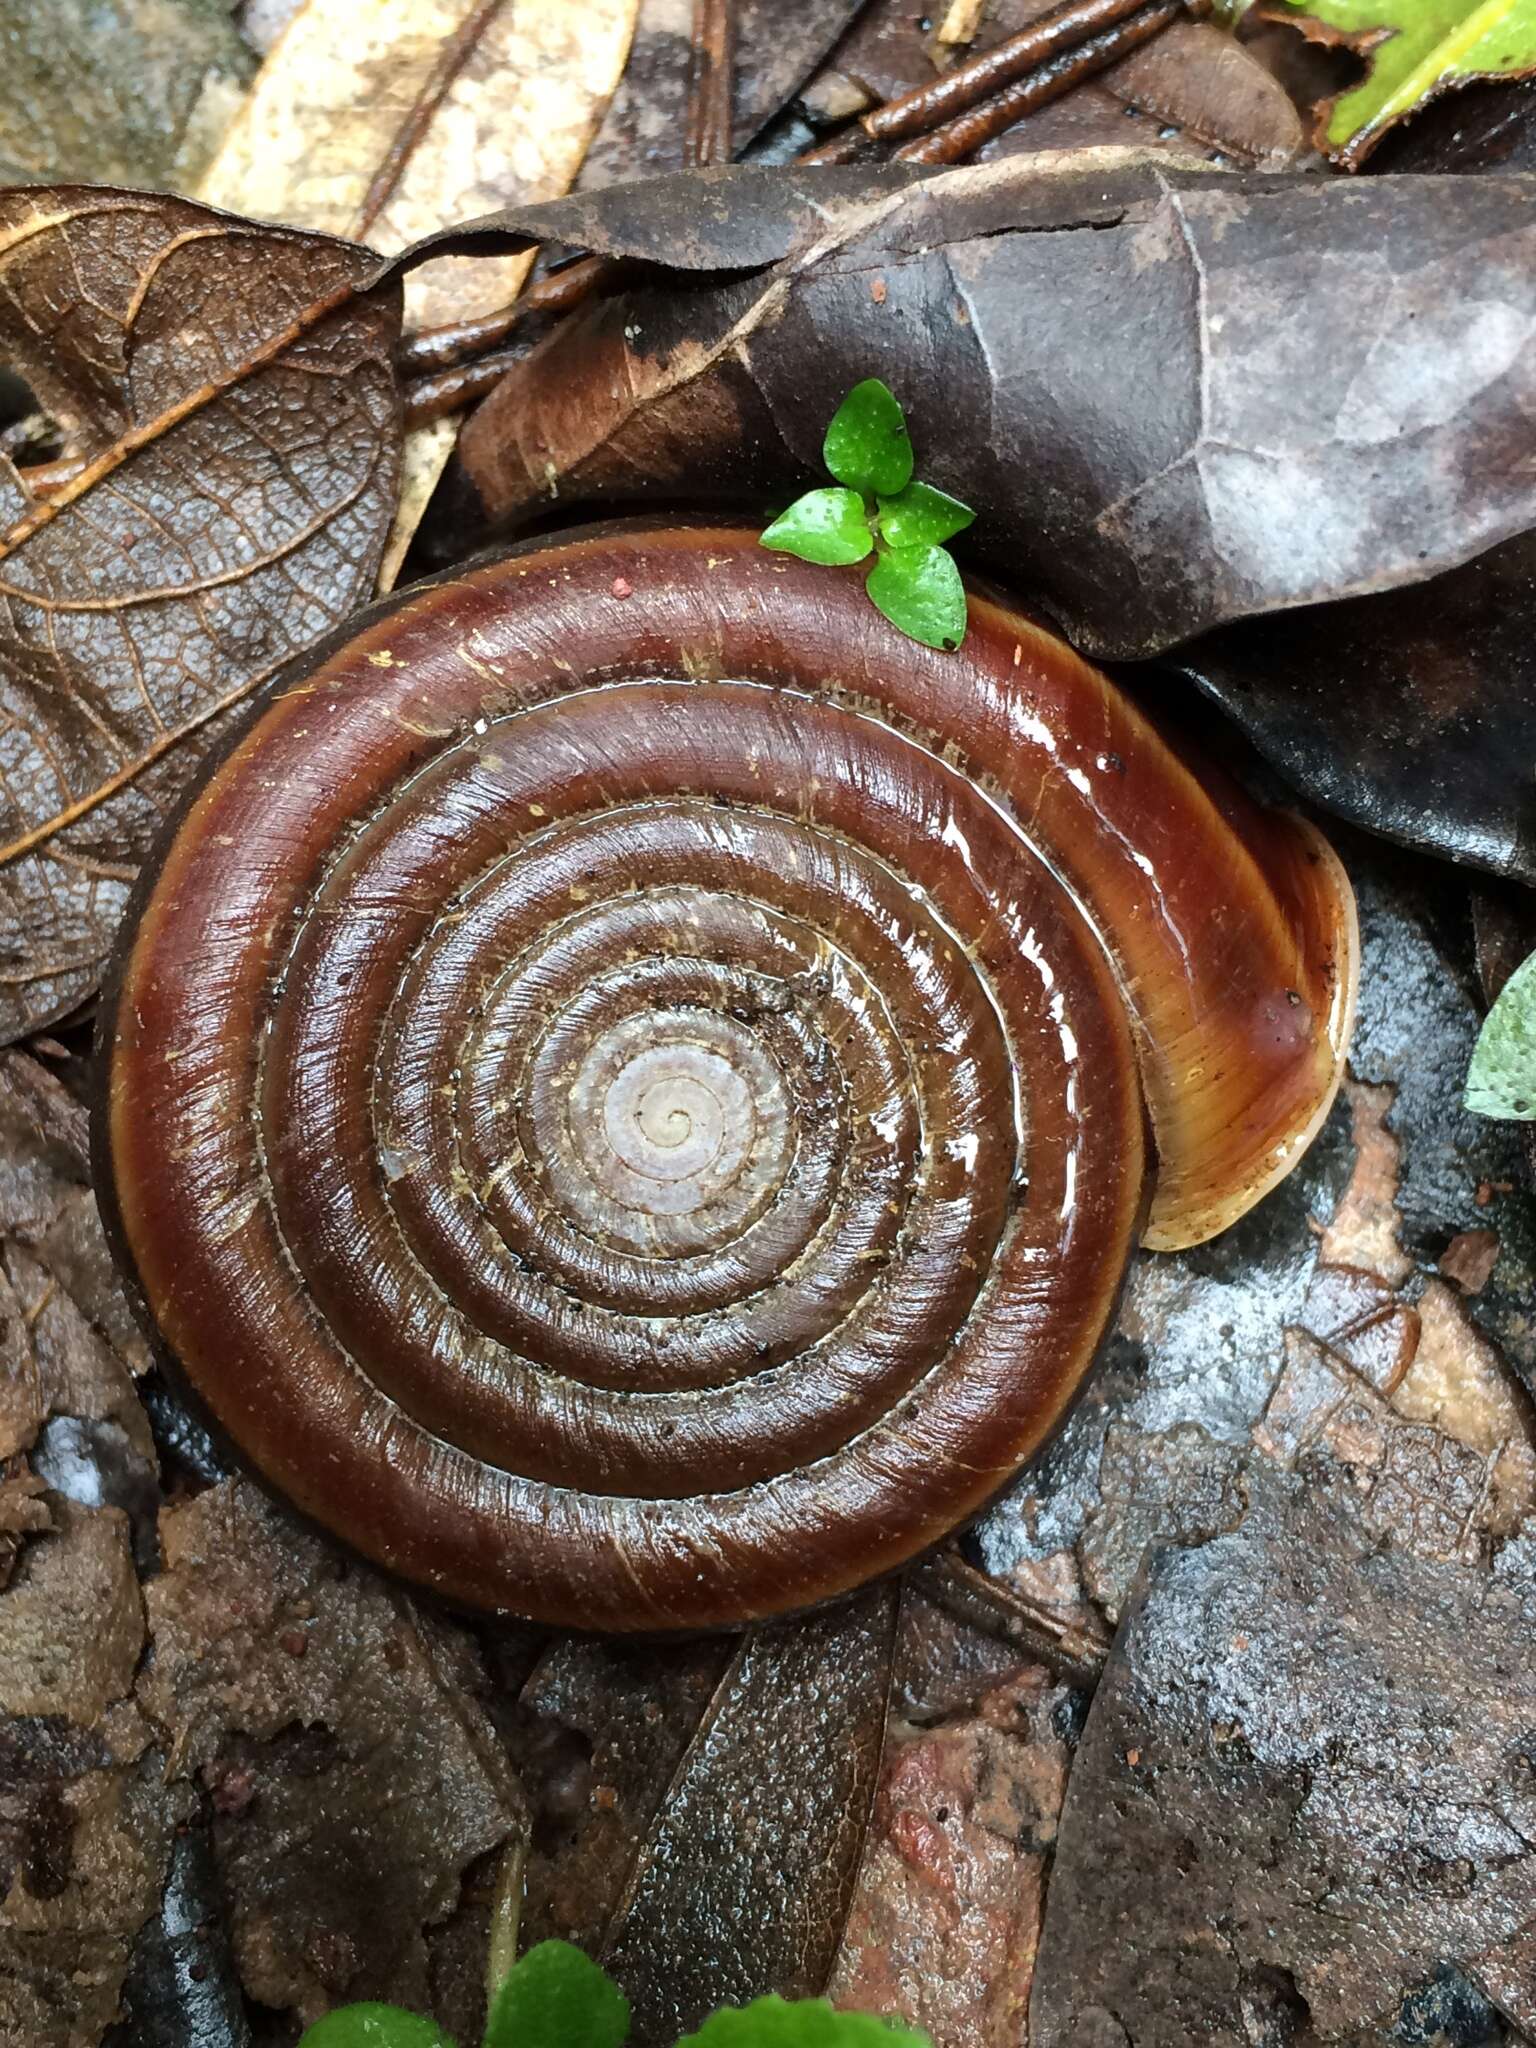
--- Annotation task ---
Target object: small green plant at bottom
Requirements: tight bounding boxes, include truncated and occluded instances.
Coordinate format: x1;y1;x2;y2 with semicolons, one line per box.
759;378;975;652
297;1938;933;2048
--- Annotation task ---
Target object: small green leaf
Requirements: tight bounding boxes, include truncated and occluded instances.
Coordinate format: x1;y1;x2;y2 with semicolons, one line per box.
1274;0;1536;166
482;1940;629;2048
1466;946;1536;1120
760;487;873;565
678;1997;931;2048
298;2005;456;2048
822;379;913;497
876;481;975;551
866;544;968;651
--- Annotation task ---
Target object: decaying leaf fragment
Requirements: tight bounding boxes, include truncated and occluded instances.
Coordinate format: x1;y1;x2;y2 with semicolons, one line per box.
0;185;401;1041
430;151;1536;659
1263;0;1536;168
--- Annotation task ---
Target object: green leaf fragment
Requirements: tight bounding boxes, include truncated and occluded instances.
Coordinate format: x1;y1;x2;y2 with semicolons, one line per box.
298;2005;457;2048
760;487;874;565
1466;945;1536;1120
866;544;968;651
482;1940;630;2048
1276;0;1536;164
679;1998;932;2048
822;378;914;497
876;481;974;551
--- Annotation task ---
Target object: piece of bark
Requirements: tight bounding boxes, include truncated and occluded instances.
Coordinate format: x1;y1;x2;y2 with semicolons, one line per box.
0;1051;157;1575
1440;1227;1503;1295
0;1497;142;1727
1031;1500;1536;2044
137;1479;527;2031
0;1752;192;2048
0;1492;169;2048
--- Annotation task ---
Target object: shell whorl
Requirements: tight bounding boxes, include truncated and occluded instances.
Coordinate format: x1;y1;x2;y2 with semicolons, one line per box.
99;524;1354;1629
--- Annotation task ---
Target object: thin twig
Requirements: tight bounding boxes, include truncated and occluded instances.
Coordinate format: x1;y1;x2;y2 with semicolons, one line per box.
684;0;737;170
403;344;532;428
396;254;605;375
912;1550;1110;1690
484;1836;527;2009
894;0;1190;162
352;0;506;240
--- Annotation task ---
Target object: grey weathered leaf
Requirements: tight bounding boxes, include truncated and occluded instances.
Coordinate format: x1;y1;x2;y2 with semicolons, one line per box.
0;185;401;1040
420;152;1536;659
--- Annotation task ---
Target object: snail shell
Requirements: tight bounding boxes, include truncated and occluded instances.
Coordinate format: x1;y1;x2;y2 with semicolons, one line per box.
97;524;1356;1630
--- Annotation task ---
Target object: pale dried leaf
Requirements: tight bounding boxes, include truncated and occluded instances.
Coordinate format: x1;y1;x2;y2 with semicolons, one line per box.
202;0;638;580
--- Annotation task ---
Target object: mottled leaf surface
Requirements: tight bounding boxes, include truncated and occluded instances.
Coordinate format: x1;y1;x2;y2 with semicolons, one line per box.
432;152;1536;659
0;185;401;1040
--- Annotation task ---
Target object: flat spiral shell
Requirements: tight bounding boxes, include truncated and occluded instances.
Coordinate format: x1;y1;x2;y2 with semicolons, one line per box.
98;524;1355;1629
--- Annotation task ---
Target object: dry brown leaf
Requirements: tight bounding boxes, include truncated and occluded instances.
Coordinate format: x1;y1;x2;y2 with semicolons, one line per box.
201;0;639;584
0;186;401;1041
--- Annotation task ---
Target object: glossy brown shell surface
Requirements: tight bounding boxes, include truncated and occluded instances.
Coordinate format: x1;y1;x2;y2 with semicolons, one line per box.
98;524;1355;1629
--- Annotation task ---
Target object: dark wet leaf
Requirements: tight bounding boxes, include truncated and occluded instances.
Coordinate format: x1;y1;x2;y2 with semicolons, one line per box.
598;1590;898;2046
112;1821;251;2048
1175;529;1536;886
427;154;1536;659
0;184;402;1041
761;487;872;563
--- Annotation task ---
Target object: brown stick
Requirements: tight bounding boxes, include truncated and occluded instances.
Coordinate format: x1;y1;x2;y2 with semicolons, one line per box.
870;0;1151;142
893;0;1190;163
684;0;737;170
396;254;606;375
912;1550;1109;1690
403;346;532;429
